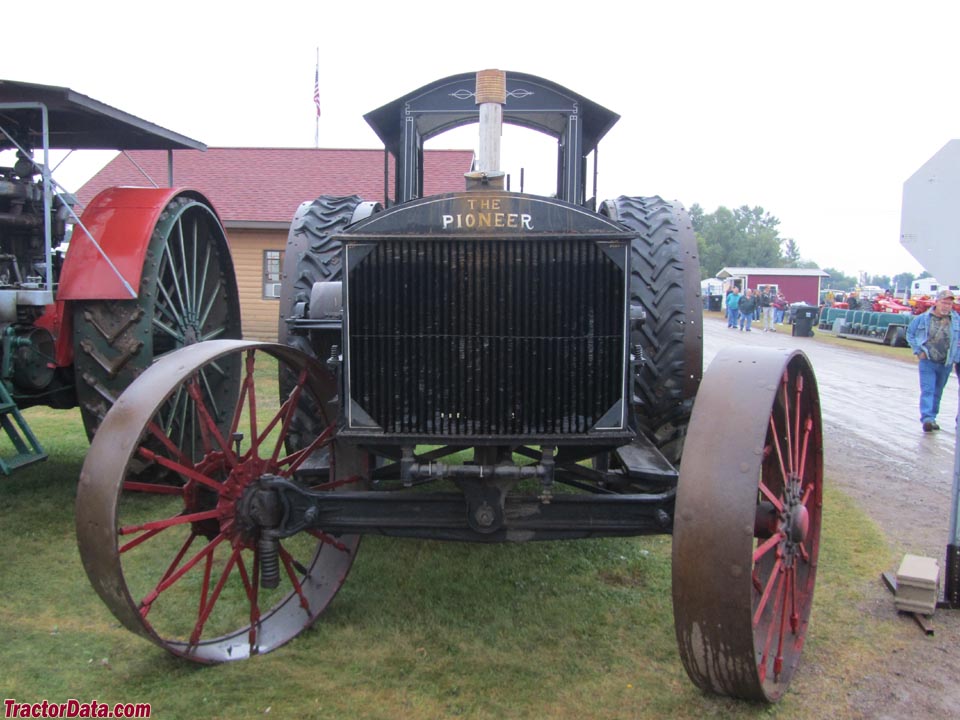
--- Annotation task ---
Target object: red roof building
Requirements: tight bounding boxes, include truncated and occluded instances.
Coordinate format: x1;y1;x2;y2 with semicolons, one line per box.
77;147;475;338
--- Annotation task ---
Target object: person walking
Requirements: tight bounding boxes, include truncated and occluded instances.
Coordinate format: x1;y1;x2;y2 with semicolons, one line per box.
737;288;757;332
759;286;775;332
906;289;960;432
726;286;741;329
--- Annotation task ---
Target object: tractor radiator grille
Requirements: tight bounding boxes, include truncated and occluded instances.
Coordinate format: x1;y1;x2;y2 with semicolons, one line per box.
345;239;626;437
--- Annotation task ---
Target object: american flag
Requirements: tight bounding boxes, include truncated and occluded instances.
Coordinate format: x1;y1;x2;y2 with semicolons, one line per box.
313;65;321;118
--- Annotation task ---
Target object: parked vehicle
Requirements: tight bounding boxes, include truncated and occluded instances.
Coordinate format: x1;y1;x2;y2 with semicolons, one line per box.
75;71;823;703
0;80;240;473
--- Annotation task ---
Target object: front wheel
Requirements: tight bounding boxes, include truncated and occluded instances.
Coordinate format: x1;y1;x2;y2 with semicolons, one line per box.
76;340;365;662
672;347;823;702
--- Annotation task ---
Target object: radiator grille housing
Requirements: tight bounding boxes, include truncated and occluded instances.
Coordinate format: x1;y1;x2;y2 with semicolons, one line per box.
344;238;627;438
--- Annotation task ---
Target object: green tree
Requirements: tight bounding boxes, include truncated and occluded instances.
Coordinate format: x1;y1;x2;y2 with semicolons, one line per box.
693;204;784;278
782;238;801;267
892;272;915;292
822;267;857;291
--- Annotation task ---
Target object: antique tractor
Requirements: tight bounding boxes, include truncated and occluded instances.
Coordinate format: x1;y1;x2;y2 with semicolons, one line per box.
0;80;240;469
76;71;823;702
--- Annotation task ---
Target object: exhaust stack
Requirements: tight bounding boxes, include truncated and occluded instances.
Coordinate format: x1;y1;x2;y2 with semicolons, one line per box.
465;69;506;191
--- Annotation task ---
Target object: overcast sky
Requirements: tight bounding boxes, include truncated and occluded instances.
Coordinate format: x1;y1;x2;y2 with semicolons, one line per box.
5;0;958;280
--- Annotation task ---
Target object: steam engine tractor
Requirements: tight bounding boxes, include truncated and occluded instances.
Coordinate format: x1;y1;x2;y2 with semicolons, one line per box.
76;71;823;702
0;80;240;470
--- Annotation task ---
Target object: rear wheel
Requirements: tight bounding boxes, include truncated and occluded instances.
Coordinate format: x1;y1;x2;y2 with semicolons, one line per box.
672;347;823;701
277;195;375;451
73;195;241;439
599;196;702;464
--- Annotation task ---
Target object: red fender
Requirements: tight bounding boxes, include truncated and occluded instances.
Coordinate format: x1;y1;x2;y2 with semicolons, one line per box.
58;187;222;300
50;187;224;367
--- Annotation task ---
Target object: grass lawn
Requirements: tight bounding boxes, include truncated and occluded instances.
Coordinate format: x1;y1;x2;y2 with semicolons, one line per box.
0;400;901;719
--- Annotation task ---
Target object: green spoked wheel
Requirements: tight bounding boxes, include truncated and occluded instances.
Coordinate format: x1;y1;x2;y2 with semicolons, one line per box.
73;195;242;440
76;340;367;662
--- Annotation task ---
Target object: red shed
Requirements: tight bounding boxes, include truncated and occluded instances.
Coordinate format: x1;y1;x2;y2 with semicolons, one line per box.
716;267;829;307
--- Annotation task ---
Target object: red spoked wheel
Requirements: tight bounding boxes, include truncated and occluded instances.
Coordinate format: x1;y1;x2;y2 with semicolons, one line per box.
76;340;365;662
672;347;823;702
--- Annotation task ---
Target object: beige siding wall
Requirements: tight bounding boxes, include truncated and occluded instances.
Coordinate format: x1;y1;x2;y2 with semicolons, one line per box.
229;228;287;341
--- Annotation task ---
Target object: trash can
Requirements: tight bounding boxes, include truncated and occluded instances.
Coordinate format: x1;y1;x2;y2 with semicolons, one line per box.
792;305;817;337
708;295;722;312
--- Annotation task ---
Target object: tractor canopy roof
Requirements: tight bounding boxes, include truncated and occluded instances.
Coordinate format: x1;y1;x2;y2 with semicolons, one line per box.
0;79;206;152
364;70;619;155
363;70;620;206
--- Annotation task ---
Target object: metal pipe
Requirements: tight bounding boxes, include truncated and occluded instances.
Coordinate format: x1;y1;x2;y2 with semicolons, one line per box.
475;69;506;173
40;105;52;299
465;70;507;191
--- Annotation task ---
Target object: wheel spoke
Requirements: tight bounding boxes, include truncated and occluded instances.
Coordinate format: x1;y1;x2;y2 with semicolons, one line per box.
120;508;220;537
758;568;786;683
229;350;259;454
198;276;224;329
235;552;261;655
137;446;229;496
753;555;784;627
270;368;310;466
780;371;794;476
147;418;193;467
197;367;225;431
140;533;227;614
279;544;312;615
157;532;197;582
768;414;790;492
189;547;240;646
307;528;351;553
122;480;184;495
185;379;237;467
152;316;185;343
162;232;190;321
277;423;335;477
753;532;784;564
774;568;793;680
177;218;193;317
792;375;804;474
758;479;784;513
119;526;167;554
797;416;813;481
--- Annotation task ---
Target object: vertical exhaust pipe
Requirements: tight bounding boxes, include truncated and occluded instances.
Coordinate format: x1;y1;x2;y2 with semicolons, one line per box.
466;69;506;191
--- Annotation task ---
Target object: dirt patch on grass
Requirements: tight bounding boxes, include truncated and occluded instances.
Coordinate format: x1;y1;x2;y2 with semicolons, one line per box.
825;432;960;720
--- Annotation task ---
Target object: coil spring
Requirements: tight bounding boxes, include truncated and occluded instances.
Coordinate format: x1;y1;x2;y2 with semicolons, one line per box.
259;536;280;589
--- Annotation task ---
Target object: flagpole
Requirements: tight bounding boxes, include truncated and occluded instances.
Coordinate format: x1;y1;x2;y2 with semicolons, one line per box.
314;48;320;149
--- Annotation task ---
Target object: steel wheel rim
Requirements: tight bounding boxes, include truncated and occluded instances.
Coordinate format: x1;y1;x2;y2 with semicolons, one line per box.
672;347;822;701
77;340;363;662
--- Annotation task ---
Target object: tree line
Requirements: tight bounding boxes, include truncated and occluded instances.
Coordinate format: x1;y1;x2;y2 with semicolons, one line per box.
691;204;921;292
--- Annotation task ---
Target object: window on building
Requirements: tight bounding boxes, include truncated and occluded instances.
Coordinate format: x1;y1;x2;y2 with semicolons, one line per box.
263;250;283;299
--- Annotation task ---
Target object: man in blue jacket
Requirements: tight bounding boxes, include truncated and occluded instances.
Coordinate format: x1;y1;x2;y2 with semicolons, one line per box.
906;289;960;432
